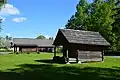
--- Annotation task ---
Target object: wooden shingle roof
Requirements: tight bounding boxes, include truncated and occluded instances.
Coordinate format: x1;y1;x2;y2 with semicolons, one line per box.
53;29;110;46
13;38;54;47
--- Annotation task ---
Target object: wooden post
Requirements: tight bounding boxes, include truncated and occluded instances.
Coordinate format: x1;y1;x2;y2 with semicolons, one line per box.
66;50;69;64
62;46;65;57
36;47;37;52
16;47;17;53
21;47;22;53
15;46;18;54
15;46;16;53
76;50;79;63
36;47;38;53
102;50;104;61
36;47;38;52
14;46;15;53
54;46;56;57
37;47;39;54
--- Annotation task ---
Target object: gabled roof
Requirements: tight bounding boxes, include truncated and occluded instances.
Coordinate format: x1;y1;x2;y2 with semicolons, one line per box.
13;38;54;47
53;29;110;46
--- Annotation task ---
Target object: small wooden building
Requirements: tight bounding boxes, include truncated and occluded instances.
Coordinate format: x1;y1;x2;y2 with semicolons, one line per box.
53;29;110;63
11;38;54;53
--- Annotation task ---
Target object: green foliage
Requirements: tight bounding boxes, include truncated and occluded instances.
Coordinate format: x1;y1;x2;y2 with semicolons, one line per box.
86;0;116;51
56;47;62;53
36;34;46;39
0;36;12;49
65;0;120;51
0;48;13;52
0;0;7;9
36;35;54;40
49;37;54;40
112;0;120;51
5;35;12;40
0;0;7;32
66;0;89;30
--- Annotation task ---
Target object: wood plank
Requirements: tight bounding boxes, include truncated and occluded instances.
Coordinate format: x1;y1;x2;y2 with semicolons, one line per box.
78;51;102;61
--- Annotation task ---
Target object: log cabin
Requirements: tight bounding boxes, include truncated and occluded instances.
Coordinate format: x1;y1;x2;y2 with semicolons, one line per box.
53;29;110;63
11;38;54;53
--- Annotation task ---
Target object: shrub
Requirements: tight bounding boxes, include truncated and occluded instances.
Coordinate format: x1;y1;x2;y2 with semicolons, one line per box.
27;52;30;54
37;52;40;54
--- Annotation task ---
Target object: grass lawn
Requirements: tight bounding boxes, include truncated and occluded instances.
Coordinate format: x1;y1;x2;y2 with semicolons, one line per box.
0;53;120;80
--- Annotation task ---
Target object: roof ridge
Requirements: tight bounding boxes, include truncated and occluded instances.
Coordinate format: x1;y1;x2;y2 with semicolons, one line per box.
13;38;54;41
60;29;99;33
13;38;35;39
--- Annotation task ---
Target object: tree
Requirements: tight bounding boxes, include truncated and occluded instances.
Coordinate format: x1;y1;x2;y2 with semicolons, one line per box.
5;35;12;40
65;0;89;30
0;0;7;48
36;34;46;40
0;0;7;9
65;0;119;51
0;37;10;48
112;0;120;51
48;37;54;40
0;0;7;32
5;35;9;40
85;0;117;51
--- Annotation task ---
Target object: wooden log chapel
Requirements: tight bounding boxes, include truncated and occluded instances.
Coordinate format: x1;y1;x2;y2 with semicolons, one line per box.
53;29;110;63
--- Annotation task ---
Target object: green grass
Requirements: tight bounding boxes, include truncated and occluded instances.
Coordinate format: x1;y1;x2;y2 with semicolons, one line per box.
0;53;120;80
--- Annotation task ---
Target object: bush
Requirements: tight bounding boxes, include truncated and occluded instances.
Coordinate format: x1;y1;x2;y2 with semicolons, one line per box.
37;52;40;54
27;52;30;54
0;48;13;52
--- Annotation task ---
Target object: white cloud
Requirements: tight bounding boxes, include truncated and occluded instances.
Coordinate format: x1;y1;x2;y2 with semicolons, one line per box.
0;4;20;16
12;17;27;23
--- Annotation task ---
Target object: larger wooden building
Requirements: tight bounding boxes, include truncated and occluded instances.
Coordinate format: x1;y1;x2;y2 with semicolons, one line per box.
11;38;54;53
53;29;110;63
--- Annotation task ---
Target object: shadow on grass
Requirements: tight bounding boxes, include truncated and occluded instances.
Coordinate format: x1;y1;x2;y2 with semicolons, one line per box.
35;59;101;64
0;63;120;80
35;59;66;64
35;59;53;63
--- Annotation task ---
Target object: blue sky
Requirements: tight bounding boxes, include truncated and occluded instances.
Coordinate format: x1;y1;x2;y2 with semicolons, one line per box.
0;0;92;38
